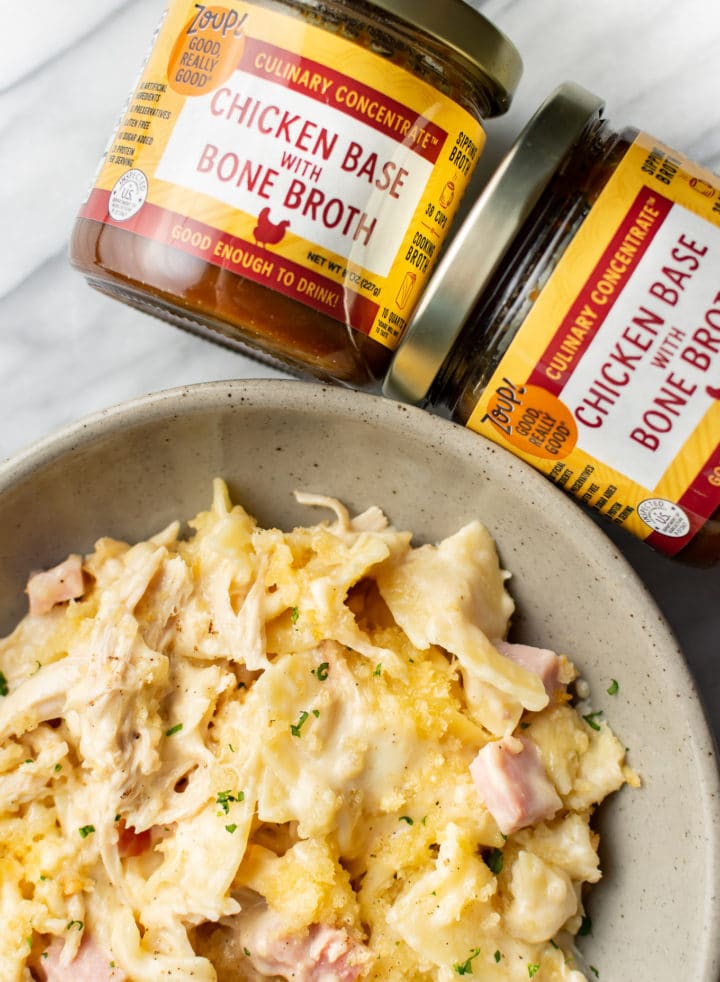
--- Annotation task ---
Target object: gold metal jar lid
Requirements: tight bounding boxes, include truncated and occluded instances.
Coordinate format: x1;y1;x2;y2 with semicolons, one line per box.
368;0;523;116
384;83;605;405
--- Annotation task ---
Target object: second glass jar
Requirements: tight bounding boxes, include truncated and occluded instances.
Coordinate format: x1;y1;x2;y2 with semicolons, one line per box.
385;83;720;563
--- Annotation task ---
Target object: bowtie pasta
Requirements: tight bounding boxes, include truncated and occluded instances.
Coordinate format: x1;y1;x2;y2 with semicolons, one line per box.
0;481;637;982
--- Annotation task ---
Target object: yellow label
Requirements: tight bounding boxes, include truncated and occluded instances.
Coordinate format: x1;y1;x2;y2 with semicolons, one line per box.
467;133;720;555
80;0;485;349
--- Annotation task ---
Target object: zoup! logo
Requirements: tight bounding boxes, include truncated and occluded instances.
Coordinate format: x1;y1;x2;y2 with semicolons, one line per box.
168;6;249;96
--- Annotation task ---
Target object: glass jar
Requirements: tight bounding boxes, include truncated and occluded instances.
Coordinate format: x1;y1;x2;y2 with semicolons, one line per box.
385;83;720;563
70;0;522;388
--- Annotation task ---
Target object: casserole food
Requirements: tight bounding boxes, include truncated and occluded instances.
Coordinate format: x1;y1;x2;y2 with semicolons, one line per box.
2;481;634;980
0;379;717;981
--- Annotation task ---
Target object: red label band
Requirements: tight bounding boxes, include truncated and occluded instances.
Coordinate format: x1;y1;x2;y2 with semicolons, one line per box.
81;188;379;333
646;441;720;554
528;187;674;396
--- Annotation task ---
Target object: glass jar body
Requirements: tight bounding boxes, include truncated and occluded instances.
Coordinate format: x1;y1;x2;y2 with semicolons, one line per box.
70;0;503;388
428;119;720;563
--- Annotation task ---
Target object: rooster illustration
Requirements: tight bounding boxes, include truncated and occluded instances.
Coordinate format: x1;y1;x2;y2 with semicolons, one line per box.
253;207;290;248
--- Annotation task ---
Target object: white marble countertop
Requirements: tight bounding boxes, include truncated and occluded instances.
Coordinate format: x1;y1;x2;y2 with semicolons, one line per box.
1;0;719;754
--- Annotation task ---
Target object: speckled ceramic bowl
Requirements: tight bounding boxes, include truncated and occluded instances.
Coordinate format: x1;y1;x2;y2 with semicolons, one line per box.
1;379;718;981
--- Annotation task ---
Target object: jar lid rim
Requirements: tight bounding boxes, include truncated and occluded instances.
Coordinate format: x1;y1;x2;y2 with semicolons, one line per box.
368;0;522;115
384;83;605;406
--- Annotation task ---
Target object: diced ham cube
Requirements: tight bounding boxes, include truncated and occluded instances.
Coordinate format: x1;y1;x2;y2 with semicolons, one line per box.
470;736;562;836
26;555;85;616
246;920;370;981
495;641;561;696
34;936;126;982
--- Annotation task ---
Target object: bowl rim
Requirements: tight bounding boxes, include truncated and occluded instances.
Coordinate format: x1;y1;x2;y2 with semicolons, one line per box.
1;376;719;979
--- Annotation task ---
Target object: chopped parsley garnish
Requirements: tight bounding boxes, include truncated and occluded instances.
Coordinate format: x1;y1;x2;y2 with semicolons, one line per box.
228;743;236;753
453;948;481;975
165;723;183;737
0;671;8;696
607;678;619;695
225;824;237;834
528;964;540;978
398;815;414;825
373;663;382;676
312;708;320;718
39;875;50;881
494;950;501;963
243;947;251;957
54;763;62;773
582;711;604;731
290;711;310;737
217;790;244;814
291;606;300;624
590;967;599;978
67;920;84;931
578;914;593;936
483;847;504;875
78;825;95;839
315;661;329;681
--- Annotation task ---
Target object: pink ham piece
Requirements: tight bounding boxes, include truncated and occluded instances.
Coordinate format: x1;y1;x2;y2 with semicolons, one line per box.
246;921;371;981
495;641;561;696
34;935;126;982
26;555;85;616
470;735;562;836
